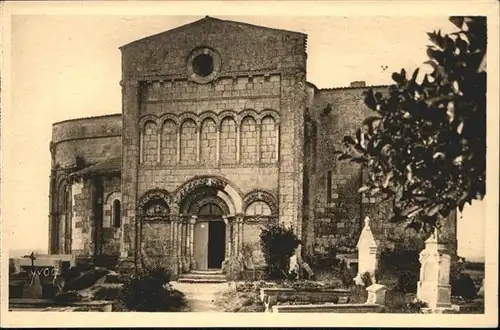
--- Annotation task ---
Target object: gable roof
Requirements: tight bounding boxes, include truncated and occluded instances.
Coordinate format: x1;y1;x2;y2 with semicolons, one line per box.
120;16;307;50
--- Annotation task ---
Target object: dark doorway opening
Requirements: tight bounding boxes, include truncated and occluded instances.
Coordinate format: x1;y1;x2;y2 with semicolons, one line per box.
208;221;226;269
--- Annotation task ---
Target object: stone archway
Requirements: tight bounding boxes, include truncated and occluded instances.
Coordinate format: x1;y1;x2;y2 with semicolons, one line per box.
174;176;243;271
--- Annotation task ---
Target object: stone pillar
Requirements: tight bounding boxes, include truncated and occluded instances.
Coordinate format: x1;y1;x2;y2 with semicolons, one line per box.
176;217;183;274
417;229;457;313
189;215;197;269
182;218;189;272
354;217;379;286
236;214;244;257
275;124;280;162
119;79;140;270
236;126;240;163
223;216;231;261
216;128;220;163
157;131;161;163
196;127;200;163
139;132;144;164
256;120;261;163
176;130;181;163
172;216;178;272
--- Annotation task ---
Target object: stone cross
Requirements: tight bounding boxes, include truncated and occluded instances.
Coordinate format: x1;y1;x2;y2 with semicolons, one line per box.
354;217;379;286
416;228;455;312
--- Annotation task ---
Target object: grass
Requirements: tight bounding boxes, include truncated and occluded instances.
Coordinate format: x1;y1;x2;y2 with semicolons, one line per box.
214;285;265;312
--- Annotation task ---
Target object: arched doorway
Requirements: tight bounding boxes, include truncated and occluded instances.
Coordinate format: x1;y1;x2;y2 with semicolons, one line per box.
194;202;226;269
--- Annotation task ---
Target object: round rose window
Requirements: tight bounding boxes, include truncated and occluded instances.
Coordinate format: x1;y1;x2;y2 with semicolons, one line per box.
187;47;221;84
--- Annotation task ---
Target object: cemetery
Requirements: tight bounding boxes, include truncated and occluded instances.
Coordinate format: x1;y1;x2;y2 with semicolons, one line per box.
8;215;485;313
7;15;487;316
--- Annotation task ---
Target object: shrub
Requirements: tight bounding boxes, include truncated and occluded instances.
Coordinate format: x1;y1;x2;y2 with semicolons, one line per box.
451;273;477;301
259;223;301;280
379;241;421;293
222;257;243;281
361;271;373;287
332;259;354;288
119;266;187;312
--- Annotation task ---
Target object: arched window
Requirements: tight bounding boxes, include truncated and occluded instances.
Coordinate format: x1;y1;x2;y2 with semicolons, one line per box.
112;200;121;228
260;115;277;163
161;119;177;165
142;120;158;164
245;201;272;216
240;116;258;163
180;119;197;165
200;118;217;163
220;117;237;164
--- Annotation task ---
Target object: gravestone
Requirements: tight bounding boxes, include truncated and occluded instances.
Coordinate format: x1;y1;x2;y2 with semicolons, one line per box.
417;229;459;313
22;274;43;299
366;283;387;305
353;217;379;286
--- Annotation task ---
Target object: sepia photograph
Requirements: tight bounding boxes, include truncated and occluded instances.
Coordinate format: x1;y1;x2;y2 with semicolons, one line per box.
1;1;498;328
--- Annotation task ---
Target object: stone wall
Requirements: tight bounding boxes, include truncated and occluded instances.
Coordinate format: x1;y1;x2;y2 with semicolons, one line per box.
307;85;457;257
308;86;398;256
120;17;307;265
101;176;122;255
51;114;122;168
120;17;306;80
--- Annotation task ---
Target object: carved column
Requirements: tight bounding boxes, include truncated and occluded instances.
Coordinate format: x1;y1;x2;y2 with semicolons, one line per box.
275;124;280;162
189;215;197;269
196;127;200;163
256;120;261;163
238;216;244;256
172;216;178;272
157;131;161;163
169;214;175;267
182;217;189;272
176;130;181;163
235;214;244;257
236;125;241;163
216;128;220;164
223;216;231;260
176;216;183;274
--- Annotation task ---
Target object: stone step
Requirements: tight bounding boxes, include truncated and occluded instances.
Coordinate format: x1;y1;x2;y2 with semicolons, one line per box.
178;273;226;281
177;278;227;284
189;269;224;275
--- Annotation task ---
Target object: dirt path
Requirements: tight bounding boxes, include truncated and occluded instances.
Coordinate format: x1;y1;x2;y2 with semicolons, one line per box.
171;282;227;312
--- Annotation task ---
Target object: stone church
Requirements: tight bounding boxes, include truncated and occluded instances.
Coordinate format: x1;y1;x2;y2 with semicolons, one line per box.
48;17;457;275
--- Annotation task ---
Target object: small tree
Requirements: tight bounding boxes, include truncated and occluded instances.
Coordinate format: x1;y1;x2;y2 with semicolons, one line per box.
259;222;301;280
335;17;486;233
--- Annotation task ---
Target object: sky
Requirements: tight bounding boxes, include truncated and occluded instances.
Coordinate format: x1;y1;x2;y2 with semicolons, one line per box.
2;14;487;260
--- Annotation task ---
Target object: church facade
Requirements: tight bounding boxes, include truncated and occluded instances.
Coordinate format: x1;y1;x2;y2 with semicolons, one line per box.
48;17;457;275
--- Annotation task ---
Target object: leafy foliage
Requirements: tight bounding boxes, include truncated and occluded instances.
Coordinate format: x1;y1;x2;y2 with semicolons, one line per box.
119;266;187;312
379;240;422;293
335;17;486;231
259;223;301;280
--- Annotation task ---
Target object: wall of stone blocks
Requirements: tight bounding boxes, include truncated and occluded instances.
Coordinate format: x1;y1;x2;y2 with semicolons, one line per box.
141;221;173;268
101;176;122;256
242;222;266;267
307;86;399;255
120;18;307;263
121;17;306;80
70;181;91;256
52;115;122;169
307;86;457;257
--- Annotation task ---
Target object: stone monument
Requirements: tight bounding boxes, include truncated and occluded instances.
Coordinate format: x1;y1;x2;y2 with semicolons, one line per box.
417;228;459;313
354;217;379;286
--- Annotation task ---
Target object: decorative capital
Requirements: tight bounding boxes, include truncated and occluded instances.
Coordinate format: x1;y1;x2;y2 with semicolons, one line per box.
189;215;197;225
